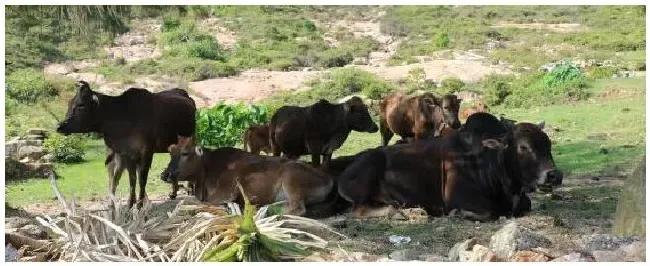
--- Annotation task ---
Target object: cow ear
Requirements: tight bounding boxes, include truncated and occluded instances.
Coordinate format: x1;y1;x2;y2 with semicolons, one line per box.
194;146;203;157
537;120;546;130
482;139;508;149
168;144;176;153
343;102;351;113
92;94;99;104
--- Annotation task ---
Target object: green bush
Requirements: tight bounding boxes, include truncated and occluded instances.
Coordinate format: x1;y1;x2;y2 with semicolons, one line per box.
185;39;224;60
195;103;269;148
500;66;592;107
542;62;583;88
435;32;450;49
6;69;59;103
482;74;515;106
586;66;620;79
319;49;354;68
5;98;18;116
44;134;87;163
314;67;396;99
404;67;437;94
439;77;465;94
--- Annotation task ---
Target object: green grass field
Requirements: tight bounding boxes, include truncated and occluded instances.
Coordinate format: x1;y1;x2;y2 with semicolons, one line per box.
5;77;645;210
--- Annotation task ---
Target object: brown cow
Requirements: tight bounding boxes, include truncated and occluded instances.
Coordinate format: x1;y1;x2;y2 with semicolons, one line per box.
269;97;378;167
166;137;334;217
242;124;272;155
461;101;490;121
57;81;196;208
337;113;562;221
379;93;461;146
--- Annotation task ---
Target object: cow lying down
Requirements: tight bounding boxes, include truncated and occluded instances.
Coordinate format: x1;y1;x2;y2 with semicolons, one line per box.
164;137;336;217
337;113;563;222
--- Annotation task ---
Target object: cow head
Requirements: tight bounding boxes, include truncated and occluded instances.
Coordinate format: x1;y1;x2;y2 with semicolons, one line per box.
343;96;379;133
56;81;100;135
441;94;462;129
511;122;563;192
164;136;203;182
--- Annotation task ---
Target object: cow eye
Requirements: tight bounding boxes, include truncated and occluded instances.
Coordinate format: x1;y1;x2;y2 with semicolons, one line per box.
519;145;529;152
181;152;189;157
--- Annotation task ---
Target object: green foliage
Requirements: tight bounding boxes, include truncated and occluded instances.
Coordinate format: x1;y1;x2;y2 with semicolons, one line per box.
482;74;515;106
586;66;620;79
6;69;59;103
404;67;437;94
497;65;592;108
434;32;450;49
195;103;269;148
438;77;465;94
44;134;88;163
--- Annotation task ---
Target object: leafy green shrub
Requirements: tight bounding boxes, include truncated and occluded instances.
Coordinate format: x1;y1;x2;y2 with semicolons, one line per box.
586;66;620;79
435;32;450;49
404;67;437;94
319;49;354;68
193;62;238;81
501;66;592;107
438;77;465;94
5;98;18;116
542;62;583;88
482;74;515;106
6;69;59;103
44;134;87;163
162;16;181;32
313;67;396;100
185;39;224;60
195;103;269;148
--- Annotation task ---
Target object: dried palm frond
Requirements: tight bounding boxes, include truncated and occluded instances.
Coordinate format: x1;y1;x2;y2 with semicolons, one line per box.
32;172;345;262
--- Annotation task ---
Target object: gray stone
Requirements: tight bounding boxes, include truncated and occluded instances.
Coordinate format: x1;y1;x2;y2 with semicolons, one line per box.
389;249;420;261
592;250;626;262
489;222;552;259
418;254;445;262
551;252;594;262
5;217;33;230
27;128;48;136
620;241;645;261
5;244;18;262
580;234;634;251
448;238;477;261
18;146;44;160
24;134;45;141
5;141;20;158
21;139;43;146
18;224;47;239
459;244;495;262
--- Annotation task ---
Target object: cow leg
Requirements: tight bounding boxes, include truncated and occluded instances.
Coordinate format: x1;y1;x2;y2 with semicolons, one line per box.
126;159;138;209
310;153;321;167
284;200;307;216
380;122;393;146
322;153;333;168
513;194;532;217
186;181;195;195
169;178;179;200
450;209;494;222
136;152;154;209
106;152;125;200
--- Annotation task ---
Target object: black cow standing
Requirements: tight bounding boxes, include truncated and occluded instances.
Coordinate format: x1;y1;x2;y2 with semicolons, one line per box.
57;81;196;208
269;97;378;167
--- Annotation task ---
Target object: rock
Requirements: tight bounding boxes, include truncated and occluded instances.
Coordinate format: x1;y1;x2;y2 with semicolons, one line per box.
551;252;595;262
5;141;20;159
620;240;645;261
5;217;33;230
44;63;77;75
418;254;445;262
18;146;44;161
352;57;369;65
18;224;47;239
388;235;411;245
579;234;634;251
509;250;549;262
24;135;45;141
613;161;645;237
448;238;477;261
489;222;552;259
592;250;626;262
459;244;496;262
27;128;48;137
5;244;18;262
389;249;420;261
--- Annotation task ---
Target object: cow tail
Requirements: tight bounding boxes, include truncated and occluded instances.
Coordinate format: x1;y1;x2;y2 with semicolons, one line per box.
337;149;386;205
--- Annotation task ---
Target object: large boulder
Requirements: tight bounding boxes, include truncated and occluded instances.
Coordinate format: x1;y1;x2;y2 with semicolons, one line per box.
448;238;477;261
613;160;645;237
18;145;44;161
489;222;552;259
458;244;497;262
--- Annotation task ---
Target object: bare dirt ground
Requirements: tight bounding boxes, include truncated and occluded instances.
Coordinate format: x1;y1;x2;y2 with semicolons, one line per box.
490;22;588;33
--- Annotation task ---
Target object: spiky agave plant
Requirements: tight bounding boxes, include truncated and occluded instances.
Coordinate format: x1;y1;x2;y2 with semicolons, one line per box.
200;183;344;262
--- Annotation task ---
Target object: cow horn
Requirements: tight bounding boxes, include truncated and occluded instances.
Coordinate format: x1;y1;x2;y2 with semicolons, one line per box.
195;146;203;156
537;120;546;130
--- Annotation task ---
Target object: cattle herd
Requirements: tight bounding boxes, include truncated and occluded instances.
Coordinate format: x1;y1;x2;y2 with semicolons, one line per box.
56;80;563;222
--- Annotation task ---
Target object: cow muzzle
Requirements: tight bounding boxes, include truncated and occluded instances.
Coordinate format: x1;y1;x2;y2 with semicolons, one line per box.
538;169;563;192
56;120;72;135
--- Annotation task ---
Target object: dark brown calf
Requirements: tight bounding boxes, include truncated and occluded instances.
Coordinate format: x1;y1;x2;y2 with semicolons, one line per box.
242;124;272;155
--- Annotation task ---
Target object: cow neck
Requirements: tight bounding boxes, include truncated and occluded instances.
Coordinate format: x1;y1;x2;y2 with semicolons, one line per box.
504;135;524;194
